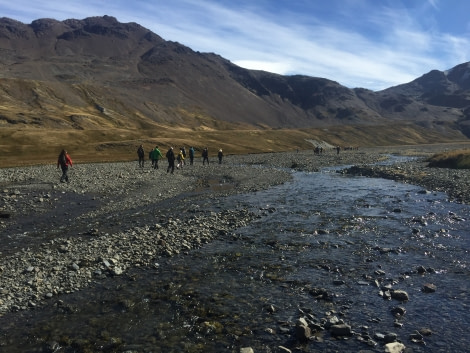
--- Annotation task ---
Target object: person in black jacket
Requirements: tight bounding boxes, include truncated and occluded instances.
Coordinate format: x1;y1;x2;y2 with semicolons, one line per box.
137;145;145;168
202;147;209;165
166;147;175;174
189;146;195;165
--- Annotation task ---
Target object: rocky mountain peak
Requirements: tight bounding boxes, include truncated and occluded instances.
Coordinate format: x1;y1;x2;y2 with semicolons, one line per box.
0;15;469;145
446;62;470;89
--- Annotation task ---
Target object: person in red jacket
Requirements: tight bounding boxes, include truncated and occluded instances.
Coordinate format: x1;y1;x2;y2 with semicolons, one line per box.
57;149;73;183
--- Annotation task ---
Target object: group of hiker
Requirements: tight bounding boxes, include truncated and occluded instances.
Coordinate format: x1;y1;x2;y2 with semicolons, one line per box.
56;145;224;183
137;145;224;173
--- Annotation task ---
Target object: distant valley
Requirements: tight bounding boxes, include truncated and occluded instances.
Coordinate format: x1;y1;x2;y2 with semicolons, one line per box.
1;15;469;166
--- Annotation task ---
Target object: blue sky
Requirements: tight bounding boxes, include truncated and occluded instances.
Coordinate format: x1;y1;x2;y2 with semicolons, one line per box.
1;0;469;91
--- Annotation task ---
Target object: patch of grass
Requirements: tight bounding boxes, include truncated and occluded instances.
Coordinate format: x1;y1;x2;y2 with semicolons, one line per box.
427;149;470;169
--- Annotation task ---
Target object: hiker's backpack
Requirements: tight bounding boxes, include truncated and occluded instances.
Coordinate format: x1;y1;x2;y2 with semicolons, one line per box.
60;153;67;166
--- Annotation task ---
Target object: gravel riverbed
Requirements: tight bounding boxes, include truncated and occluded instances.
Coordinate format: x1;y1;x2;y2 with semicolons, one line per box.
0;147;469;352
0;150;388;315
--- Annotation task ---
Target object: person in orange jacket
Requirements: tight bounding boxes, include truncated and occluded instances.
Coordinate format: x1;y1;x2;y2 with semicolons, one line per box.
57;149;73;183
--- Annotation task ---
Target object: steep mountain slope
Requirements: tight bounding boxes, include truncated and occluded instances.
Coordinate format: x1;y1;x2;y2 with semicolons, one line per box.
0;16;469;166
383;62;470;136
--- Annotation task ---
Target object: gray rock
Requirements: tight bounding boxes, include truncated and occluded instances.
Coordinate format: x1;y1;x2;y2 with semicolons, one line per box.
381;290;392;300
422;283;436;293
324;315;341;328
297;317;309;327
374;332;385;341
416;265;426;274
295;324;311;341
409;331;423;341
330;324;352;336
384;342;406;353
393;321;403;328
384;332;398;343
391;306;406;317
391;289;409;301
112;267;123;276
240;348;254;353
418;328;433;336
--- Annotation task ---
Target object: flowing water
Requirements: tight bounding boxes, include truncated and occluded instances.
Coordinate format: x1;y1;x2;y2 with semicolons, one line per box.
1;166;469;352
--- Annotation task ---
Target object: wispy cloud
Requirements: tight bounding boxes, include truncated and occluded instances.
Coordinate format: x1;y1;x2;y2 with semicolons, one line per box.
0;0;469;90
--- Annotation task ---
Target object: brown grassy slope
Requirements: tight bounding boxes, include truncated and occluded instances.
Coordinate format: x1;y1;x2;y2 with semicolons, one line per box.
1;122;467;167
0;78;467;167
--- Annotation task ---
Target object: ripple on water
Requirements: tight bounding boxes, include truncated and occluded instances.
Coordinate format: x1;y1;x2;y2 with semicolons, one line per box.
0;170;469;352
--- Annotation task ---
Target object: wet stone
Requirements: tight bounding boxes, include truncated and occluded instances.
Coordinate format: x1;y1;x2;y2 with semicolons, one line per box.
295;324;311;341
384;332;398;343
419;328;433;336
390;290;409;302
330;323;352;337
417;265;427;274
422;283;437;293
391;306;406;317
240;348;254;353
384;342;406;353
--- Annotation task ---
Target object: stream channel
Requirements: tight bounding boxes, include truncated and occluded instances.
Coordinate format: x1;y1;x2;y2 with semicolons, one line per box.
0;160;469;353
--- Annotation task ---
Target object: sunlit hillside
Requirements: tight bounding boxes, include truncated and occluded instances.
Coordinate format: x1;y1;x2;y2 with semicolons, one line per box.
1;16;470;167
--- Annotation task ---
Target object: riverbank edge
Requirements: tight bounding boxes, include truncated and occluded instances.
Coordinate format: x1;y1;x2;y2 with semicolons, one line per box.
0;146;468;317
340;159;470;204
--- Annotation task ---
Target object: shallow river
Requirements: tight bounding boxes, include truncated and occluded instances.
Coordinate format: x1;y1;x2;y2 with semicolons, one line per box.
1;166;469;352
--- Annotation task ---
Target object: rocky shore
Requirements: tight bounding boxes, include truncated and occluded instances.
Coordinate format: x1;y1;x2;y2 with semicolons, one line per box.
0;146;469;352
0;150;387;315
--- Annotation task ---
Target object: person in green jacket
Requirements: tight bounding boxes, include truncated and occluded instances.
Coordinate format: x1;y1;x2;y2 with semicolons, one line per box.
150;146;164;169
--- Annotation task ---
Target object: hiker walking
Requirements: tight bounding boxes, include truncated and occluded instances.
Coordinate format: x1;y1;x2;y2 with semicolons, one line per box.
151;146;163;169
166;147;175;174
202;147;209;165
181;146;187;166
218;149;223;164
189;146;195;165
57;149;73;183
176;148;185;169
137;145;145;167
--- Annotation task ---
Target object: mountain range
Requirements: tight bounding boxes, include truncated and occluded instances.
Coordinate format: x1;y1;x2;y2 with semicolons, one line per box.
1;15;469;165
